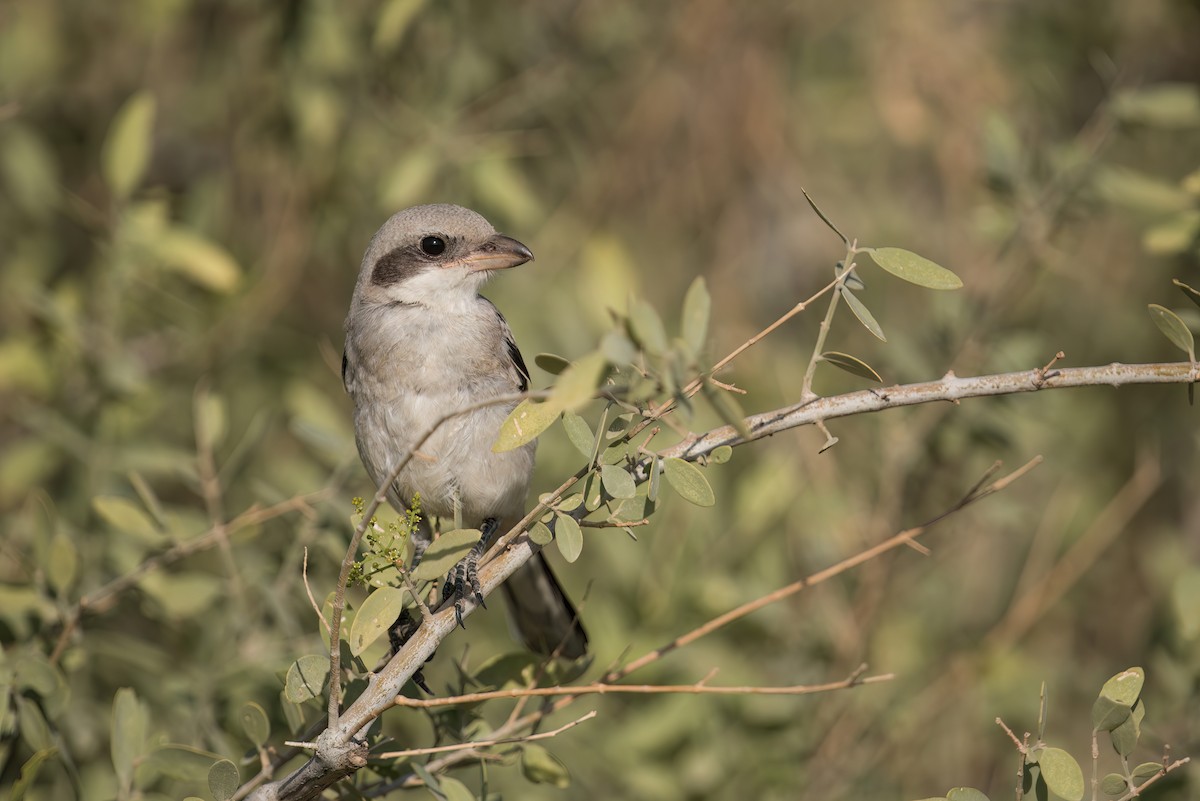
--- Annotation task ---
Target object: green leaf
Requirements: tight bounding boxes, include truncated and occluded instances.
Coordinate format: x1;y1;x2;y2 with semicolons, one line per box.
239;702;270;747
663;458;715;507
112;688;146;791
839;288;887;341
600;463;637;499
681;276;711;357
195;391;227;451
1173;569;1200;639
373;0;429;52
348;586;406;656
529;521;553;546
1143;210;1200;255
1110;83;1200;128
1091;695;1132;732
866;247;963;290
493;400;559;452
601;329;637;364
437;776;478;801
102;91;156;199
155;227;242;294
801;187;848;244
647;455;661;502
1038;748;1084;801
521;743;571;788
1110;700;1144;757
474;652;538;690
284;655;330;703
555;513;583;563
1147;304;1196;359
1174;279;1200;310
411;529;482;581
1099;667;1145;707
709;445;733;464
821;351;883;382
208;759;240;801
552;351;608;411
93;495;164;545
946;789;990;801
1093;167;1192;215
15;696;52;752
46;532;78;595
1100;773;1127;797
535;353;571;375
10;748;58;801
629;298;669;355
1131;762;1162;780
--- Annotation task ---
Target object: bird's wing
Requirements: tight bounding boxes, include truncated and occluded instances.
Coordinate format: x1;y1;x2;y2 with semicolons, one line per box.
482;298;530;392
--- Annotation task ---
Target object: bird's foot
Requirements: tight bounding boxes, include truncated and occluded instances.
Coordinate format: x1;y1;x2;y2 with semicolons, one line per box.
442;517;501;628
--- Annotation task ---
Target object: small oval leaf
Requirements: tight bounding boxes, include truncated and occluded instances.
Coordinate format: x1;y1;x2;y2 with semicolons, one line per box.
348;586;406;656
821;351;883;383
284;655;330;703
1039;747;1084;801
1099;667;1145;707
493;400;559;453
239;702;270;747
534;353;570;375
552;351;608;412
663;458;715;507
867;247;963;290
521;743;571;788
709;445;733;464
102;91;156;199
529;521;553;546
681;276;711;357
555;513;583;563
1100;773;1127;797
1147;304;1195;358
112;688;146;789
839;288;887;342
561;412;595;461
411;529;482;581
208;759;240;801
600;463;637;499
1131;761;1162;780
946;789;990;801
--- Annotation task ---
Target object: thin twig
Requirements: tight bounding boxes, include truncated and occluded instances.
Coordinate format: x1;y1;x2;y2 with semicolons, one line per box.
374;711;597;759
393;673;894;710
301;548;331;636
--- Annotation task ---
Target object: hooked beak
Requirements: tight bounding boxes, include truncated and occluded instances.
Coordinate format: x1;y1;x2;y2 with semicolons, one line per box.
461;234;534;272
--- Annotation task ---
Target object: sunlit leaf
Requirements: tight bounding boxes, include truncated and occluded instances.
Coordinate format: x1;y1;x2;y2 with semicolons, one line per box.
821;351;883;382
1132;762;1162;780
1100;773;1127;797
1038;748;1084;801
1110;83;1200;128
1;125;59;218
1110;700;1145;757
438;776;478;801
1143;210;1200;255
681;276;711;357
555;513;583;563
1093;166;1192;215
865;247;963;290
601;329;637;365
46;532;78;595
663;458;715;507
529;521;553;546
839;288;887;341
154;227;242;294
493;400;559;452
102;91;156;199
348;586;405;656
945;788;990;801
1147;305;1195;359
208;759;240;801
373;0;429;51
411;529;481;581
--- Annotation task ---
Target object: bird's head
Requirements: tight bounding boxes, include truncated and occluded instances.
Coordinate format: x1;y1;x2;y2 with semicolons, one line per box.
352;204;534;311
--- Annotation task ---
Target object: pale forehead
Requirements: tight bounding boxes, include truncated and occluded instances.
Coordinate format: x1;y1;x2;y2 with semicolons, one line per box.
370;204;497;251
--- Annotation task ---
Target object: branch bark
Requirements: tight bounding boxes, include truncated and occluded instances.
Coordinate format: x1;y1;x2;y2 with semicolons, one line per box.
245;359;1197;801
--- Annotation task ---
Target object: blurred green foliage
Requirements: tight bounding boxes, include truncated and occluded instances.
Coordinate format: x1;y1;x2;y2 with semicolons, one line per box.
1;1;1199;799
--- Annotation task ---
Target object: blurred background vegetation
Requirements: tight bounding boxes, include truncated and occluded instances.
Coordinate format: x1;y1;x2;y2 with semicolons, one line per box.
1;0;1199;799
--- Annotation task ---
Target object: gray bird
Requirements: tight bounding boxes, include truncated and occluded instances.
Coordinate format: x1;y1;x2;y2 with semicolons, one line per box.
342;203;587;660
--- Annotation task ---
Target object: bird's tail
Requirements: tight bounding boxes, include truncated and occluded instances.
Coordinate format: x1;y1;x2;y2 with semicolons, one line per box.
501;552;588;659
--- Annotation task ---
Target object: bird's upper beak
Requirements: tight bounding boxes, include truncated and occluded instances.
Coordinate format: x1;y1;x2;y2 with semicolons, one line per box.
460;234;535;272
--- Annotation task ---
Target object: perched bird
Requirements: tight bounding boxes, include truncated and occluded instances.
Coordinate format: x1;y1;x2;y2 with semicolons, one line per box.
342;203;587;659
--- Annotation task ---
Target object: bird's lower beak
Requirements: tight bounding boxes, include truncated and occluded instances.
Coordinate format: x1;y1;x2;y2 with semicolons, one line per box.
461;234;535;272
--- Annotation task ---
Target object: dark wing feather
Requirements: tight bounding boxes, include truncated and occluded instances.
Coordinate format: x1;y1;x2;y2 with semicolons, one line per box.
482;298;530;392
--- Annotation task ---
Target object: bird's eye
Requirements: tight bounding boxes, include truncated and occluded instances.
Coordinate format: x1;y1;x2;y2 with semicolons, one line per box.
419;236;447;256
